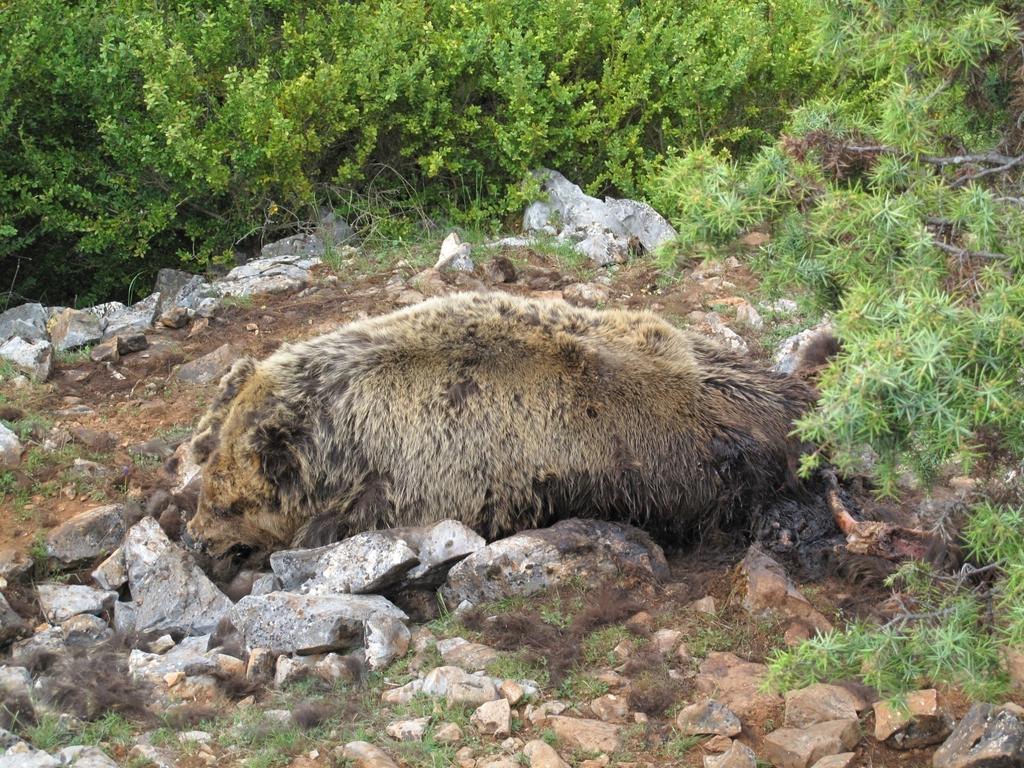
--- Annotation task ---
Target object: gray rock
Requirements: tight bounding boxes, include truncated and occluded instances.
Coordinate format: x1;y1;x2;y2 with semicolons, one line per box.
602;197;678;253
773;322;834;375
523;170;676;265
45;505;126;566
128;635;219;684
401;519;486;585
112;600;137;635
273;654;317;687
250;574;278;596
302;532;419;595
0;550;31;581
0;593;26;644
437;637;499;671
0;303;47;342
48;309;104;352
705;741;757;768
269;543;337;590
88;294;158;339
56;745;120;767
364;614;410;670
0;337;52;381
123;517;232;636
0;743;59;767
36;584;116;623
675;700;742;737
441;518;669;605
217;251;321;297
229;591;407;655
318;212;356;247
435;232;474;272
154;270;217;315
174;343;240;385
60;614;113;646
259;233;326;261
933;703;1024;768
91;548;127;592
422;666;500;705
0;425;22;469
10;627;65;663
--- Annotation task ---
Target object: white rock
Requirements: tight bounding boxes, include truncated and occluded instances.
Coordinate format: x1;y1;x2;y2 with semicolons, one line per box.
36;584;116;623
0;337;52;381
436;232;474;272
364;614;410;670
0;425;22;469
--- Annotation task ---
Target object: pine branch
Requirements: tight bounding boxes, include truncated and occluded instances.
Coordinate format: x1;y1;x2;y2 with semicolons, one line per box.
931;240;1008;261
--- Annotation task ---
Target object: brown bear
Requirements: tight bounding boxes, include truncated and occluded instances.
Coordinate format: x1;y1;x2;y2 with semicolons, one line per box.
185;292;814;563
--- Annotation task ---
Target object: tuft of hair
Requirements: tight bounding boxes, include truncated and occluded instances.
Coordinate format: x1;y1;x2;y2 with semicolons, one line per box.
164;703;221;730
190;357;257;464
292;700;335;730
34;643;153;721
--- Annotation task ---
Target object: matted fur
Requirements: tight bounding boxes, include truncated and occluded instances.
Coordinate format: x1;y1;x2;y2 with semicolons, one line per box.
187;292;813;559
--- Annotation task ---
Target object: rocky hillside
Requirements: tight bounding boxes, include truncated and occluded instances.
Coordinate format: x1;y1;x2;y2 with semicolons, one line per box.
0;175;1020;768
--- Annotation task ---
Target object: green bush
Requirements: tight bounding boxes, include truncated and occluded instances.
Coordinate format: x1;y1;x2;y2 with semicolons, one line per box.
654;0;1024;496
0;0;822;306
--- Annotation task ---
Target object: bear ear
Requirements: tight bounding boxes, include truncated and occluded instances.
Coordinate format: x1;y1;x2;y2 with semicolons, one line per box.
247;403;305;489
190;357;257;465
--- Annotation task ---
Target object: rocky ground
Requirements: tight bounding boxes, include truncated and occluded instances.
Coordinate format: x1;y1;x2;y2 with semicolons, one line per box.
1;174;1022;767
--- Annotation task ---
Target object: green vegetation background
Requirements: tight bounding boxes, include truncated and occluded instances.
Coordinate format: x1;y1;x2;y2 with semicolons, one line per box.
0;0;819;306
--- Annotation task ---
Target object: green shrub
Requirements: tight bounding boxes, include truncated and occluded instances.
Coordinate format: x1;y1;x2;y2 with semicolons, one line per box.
0;0;822;306
654;0;1024;496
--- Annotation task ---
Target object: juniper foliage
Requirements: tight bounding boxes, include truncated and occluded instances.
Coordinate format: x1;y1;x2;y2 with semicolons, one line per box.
653;0;1024;496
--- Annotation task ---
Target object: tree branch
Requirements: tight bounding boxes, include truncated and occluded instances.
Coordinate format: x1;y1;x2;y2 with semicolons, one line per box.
931;240;1008;261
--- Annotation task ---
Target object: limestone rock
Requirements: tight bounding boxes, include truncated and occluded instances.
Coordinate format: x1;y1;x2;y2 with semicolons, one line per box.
738;546;832;634
549;716;621;754
704;741;757;768
174;343;240;385
0;337;52;381
0;303;47;342
0;425;21;469
48;309;104;352
436;232;474;272
37;584;116;623
229;591;406;655
217;251;321;298
45;504;125;566
695;653;782;720
364;613;410;669
763;720;860;768
422;666;499;705
435;722;463;744
523;740;570;768
301;532;419;595
563;282;609;308
91;548;127;592
341;741;400;768
472;698;512;737
675;700;742;737
784;684;864;728
590;693;629;724
442;518;668;606
932;703;1024;768
386;717;430;742
123;517;232;636
274;654;316;687
809;755;856;768
873;689;952;749
88;295;158;339
437;637;500;671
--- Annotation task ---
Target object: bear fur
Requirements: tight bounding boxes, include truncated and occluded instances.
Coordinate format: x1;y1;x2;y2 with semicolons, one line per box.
186;292;814;562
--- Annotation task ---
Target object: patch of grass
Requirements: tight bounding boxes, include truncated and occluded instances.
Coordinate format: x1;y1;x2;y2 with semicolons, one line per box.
581;625;631;666
528;234;596;276
220;294;254;310
80;712;136;746
26;713;74;751
660;733;705;759
556;670;609;701
485;652;549;688
55;346;92;365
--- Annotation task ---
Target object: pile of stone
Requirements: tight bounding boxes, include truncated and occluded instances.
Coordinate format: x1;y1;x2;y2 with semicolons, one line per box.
0;222;353;384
